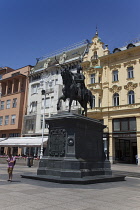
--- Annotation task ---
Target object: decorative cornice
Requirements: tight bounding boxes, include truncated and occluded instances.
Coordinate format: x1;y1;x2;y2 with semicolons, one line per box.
124;82;138;90
109;85;122;93
124;60;136;67
110;64;121;70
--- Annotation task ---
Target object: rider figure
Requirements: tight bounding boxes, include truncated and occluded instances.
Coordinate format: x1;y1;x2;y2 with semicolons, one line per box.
73;65;85;100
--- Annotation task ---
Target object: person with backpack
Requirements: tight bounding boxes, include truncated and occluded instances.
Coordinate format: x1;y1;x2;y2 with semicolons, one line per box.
7;153;16;182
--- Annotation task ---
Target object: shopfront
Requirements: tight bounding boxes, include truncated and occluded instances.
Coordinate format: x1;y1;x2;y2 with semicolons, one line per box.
114;136;137;164
113;117;137;164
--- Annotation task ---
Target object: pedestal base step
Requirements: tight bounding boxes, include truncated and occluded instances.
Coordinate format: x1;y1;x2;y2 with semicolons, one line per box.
21;174;125;184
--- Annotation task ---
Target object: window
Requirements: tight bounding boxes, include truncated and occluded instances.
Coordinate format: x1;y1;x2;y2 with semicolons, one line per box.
94;51;98;59
98;98;101;107
12;98;17;108
41;119;48;129
127;66;134;78
33;101;37;112
129;118;136;130
112;70;118;82
9;133;20;137
93;95;95;107
26;119;34;131
0;116;3;125
113;117;136;132
90;74;95;84
0;101;4;110
6;100;11;109
121;118;128;131
11;115;16;124
113;119;120;131
30;101;37;113
31;83;40;94
113;93;119;106
128;90;135;104
46;98;50;108
31;74;41;81
5;115;9;125
51;97;54;107
55;79;58;85
42;98;45;107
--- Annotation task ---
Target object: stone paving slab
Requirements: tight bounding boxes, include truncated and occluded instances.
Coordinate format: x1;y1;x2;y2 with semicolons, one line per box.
0;164;140;210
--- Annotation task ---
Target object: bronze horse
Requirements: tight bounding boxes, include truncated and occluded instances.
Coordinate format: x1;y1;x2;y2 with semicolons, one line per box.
57;68;93;116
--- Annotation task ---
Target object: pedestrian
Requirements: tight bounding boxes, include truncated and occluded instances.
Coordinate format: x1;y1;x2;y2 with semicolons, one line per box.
7;152;16;182
135;154;138;165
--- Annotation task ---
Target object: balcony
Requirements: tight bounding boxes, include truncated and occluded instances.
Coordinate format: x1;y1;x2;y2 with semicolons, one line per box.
87;83;102;92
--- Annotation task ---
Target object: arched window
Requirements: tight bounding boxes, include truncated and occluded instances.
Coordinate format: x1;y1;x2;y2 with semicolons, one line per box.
113;93;119;106
128;90;135;104
93;95;95;107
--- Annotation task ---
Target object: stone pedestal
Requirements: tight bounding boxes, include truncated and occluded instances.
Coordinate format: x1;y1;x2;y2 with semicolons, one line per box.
22;113;125;184
37;113;112;181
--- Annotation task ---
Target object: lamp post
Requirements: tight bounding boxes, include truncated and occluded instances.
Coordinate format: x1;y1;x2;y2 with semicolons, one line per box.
40;89;46;159
40;78;46;159
40;77;52;158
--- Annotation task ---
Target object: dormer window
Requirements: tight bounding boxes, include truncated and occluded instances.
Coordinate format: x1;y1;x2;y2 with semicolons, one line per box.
127;43;135;49
113;48;121;53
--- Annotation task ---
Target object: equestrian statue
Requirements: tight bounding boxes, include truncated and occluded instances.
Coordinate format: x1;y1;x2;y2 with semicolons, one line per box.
57;65;93;116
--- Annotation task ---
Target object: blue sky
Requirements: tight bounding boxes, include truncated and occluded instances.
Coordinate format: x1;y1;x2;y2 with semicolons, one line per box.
0;0;140;69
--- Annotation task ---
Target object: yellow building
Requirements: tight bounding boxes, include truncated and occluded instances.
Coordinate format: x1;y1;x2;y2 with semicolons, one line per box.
83;31;140;165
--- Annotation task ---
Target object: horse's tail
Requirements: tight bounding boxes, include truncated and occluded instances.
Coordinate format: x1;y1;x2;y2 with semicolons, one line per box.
89;91;93;109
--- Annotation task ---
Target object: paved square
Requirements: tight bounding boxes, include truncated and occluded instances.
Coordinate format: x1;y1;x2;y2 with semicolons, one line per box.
0;164;140;210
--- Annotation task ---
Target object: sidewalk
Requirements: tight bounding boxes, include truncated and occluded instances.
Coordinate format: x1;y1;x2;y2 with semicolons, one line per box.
111;163;140;178
0;164;140;210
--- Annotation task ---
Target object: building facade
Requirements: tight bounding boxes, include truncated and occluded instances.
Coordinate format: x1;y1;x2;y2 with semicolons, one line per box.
0;65;32;155
23;40;89;156
83;32;140;165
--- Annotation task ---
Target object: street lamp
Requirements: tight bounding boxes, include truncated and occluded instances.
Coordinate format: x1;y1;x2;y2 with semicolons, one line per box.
40;77;52;158
40;89;46;159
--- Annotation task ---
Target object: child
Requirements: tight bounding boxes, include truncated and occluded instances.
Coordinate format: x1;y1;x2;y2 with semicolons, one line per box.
7;153;16;182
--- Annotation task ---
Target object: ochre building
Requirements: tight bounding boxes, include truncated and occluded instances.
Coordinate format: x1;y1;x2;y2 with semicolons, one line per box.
83;32;140;165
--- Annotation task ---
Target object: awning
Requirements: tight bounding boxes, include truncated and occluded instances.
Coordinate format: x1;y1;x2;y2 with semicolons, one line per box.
0;138;6;142
0;137;48;147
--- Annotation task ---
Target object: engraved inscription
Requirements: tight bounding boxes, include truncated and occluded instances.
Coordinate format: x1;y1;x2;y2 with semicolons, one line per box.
49;129;66;157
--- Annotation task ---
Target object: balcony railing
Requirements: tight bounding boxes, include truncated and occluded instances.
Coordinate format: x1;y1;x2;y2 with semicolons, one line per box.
87;83;102;90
